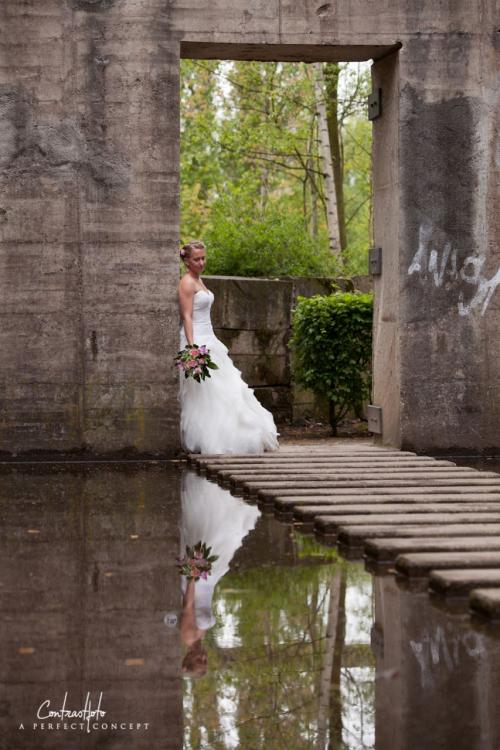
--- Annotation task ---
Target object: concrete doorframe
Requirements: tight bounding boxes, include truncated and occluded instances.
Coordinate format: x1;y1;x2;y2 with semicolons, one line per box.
180;42;401;446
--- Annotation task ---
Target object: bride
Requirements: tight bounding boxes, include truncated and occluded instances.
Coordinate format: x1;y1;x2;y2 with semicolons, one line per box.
177;240;279;454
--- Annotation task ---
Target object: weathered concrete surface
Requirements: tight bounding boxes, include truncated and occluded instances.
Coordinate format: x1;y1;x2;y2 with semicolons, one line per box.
246;476;500;499
0;0;182;456
296;510;500;531
257;484;500;509
335;523;500;547
281;501;500;523
0;1;498;455
366;536;500;563
227;467;494;489
430;569;500;598
214;457;455;479
274;492;500;508
469;588;500;621
395;551;500;578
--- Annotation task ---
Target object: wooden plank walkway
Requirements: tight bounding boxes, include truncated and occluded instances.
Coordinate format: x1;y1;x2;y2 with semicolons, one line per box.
188;441;500;623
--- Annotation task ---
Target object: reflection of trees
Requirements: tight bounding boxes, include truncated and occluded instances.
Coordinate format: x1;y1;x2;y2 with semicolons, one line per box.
182;556;374;750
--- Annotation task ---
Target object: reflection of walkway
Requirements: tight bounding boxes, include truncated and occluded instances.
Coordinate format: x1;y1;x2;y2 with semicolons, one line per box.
188;440;500;623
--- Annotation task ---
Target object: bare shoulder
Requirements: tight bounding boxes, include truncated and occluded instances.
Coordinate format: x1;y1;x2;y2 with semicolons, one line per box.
178;274;196;296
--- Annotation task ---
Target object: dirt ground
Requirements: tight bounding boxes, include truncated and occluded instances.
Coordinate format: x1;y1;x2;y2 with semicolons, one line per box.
277;418;372;443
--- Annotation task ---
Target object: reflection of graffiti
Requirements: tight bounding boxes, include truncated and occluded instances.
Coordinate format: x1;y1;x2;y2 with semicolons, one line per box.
410;625;484;689
408;223;500;316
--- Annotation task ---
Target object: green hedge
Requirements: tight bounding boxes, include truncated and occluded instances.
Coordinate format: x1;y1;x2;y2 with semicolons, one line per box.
289;291;373;434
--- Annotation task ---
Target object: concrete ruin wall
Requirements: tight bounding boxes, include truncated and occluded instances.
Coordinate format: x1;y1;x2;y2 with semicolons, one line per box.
207;274;372;423
0;1;498;456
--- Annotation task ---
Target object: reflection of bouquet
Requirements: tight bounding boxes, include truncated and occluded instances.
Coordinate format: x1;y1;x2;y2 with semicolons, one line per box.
177;541;219;581
175;344;219;383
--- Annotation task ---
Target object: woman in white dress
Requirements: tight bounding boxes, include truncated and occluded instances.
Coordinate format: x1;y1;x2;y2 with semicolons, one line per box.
177;240;279;454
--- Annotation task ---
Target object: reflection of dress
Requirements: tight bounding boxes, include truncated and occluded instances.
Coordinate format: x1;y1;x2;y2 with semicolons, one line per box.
179;288;279;454
180;471;260;630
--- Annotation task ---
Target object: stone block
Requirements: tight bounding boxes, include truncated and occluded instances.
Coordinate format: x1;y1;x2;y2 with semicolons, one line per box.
207;276;291;331
430;569;500;598
395;551;500;578
365;536;500;564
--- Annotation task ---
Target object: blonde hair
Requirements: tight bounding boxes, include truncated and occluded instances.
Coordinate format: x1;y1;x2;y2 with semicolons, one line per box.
180;240;205;260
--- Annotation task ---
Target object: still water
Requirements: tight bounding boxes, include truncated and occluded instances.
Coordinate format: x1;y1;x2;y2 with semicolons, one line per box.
0;461;499;749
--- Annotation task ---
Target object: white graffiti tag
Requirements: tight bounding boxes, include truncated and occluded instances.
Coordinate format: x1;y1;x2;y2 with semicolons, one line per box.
407;223;500;316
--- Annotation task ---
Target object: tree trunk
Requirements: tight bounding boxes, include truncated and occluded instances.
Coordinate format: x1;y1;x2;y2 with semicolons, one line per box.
324;63;347;253
317;571;342;749
312;62;342;262
328;568;347;750
329;400;338;436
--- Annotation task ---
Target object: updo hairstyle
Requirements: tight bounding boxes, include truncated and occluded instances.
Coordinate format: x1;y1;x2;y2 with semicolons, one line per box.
180;240;205;261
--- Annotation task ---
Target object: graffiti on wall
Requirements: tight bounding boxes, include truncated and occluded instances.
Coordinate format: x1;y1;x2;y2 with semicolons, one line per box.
407;223;500;316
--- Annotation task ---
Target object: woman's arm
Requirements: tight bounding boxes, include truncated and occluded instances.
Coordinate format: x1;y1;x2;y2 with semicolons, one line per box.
178;283;195;346
180;579;201;645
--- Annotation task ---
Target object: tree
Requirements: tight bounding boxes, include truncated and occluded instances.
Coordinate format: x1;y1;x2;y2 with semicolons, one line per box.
180;59;373;277
312;63;342;261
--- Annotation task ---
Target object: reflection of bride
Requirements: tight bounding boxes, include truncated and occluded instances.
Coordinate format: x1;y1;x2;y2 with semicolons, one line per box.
179;471;260;677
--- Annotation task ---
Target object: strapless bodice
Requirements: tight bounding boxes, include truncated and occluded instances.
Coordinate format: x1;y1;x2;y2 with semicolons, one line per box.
179;289;215;347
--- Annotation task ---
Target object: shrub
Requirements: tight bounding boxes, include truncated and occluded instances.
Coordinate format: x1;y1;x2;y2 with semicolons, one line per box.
203;197;341;278
290;291;373;434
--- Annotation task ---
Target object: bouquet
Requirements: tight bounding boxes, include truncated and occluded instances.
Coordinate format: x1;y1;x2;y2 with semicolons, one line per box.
176;541;219;581
175;344;219;383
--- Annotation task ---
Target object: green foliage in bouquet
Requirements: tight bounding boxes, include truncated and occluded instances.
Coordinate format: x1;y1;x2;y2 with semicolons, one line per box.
175;344;219;383
177;541;220;582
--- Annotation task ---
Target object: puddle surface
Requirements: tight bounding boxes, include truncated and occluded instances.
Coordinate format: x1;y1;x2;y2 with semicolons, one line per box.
0;461;500;749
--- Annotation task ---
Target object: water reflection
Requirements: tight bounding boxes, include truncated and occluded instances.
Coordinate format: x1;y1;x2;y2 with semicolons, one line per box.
0;463;183;750
180;469;374;750
373;573;500;750
179;471;260;677
2;463;500;749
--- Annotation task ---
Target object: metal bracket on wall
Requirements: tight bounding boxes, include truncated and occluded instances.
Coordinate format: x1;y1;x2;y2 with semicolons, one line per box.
367;405;383;434
369;247;382;275
367;88;382;120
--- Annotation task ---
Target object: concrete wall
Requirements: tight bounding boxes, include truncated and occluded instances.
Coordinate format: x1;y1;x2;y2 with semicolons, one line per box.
0;1;498;455
207;275;372;423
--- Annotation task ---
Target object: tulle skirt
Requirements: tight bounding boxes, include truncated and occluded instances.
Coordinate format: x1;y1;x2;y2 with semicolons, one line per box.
179;334;279;455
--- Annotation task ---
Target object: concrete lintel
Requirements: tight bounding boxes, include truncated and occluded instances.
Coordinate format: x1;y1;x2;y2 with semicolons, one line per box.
181;41;401;62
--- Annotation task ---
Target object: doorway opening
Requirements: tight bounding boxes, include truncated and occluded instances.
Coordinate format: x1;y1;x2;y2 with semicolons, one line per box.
179;42;401;445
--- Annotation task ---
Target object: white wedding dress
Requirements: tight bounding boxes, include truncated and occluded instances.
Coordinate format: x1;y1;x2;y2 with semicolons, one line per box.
179;287;279;454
